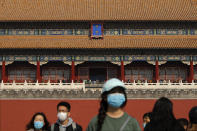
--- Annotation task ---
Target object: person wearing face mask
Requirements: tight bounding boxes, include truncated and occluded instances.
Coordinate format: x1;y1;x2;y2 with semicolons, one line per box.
26;112;50;131
86;78;141;131
51;101;82;131
142;112;152;128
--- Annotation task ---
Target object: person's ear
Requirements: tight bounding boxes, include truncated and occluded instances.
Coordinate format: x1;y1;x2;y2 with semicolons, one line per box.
68;112;71;117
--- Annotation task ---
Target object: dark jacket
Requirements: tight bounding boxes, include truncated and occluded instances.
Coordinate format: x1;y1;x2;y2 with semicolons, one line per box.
51;118;82;131
51;123;82;131
144;120;185;131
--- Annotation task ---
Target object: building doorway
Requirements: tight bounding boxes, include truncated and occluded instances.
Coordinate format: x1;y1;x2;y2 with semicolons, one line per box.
89;68;107;83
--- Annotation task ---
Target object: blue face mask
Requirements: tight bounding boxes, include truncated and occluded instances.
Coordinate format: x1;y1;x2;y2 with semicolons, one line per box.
107;93;126;108
34;121;44;129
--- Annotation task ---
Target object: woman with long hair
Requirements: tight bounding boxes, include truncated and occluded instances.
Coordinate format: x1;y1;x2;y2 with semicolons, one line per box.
144;97;184;131
26;112;50;131
187;106;197;131
86;78;141;131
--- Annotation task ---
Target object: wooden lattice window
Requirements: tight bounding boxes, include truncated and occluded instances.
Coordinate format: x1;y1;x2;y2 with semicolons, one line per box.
78;67;89;80
194;67;197;80
107;68;118;79
42;67;70;83
159;67;187;82
125;67;153;82
8;68;36;83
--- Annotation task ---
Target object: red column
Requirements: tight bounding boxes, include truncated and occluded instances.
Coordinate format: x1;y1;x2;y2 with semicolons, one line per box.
2;61;6;83
155;60;159;82
71;61;75;82
121;61;125;82
190;61;194;83
37;61;41;83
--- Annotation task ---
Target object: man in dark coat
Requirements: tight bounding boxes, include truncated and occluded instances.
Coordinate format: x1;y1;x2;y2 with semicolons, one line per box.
51;101;82;131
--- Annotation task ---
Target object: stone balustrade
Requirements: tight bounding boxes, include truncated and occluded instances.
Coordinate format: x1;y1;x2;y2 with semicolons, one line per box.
0;80;197;92
124;80;197;89
0;80;85;91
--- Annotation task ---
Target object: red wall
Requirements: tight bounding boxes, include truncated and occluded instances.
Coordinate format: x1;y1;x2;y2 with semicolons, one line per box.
0;99;196;131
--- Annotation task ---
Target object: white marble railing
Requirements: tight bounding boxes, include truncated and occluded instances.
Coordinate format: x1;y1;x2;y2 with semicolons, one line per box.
0;80;197;91
0;80;86;91
124;80;197;89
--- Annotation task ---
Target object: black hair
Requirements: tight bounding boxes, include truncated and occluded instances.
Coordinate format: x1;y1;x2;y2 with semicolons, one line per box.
189;106;197;128
143;112;152;120
144;97;184;131
97;86;127;131
177;118;188;127
57;101;71;112
152;97;176;122
26;112;50;130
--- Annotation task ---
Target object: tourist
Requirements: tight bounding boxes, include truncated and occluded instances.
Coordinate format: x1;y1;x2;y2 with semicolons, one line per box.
50;101;82;131
26;112;50;131
187;106;197;131
142;112;152;128
86;78;141;131
177;118;188;131
144;97;185;131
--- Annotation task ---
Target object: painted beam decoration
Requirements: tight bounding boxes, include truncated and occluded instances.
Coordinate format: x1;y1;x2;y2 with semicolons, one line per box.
7;29;39;35
0;55;196;62
0;29;88;36
158;56;191;61
4;56;37;61
121;29;154;35
104;29;121;35
123;56;156;61
39;56;72;62
111;56;122;62
88;56;107;61
40;29;73;35
1;29;197;36
156;29;188;35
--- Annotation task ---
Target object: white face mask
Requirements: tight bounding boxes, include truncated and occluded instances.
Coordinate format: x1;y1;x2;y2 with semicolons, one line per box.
57;112;67;121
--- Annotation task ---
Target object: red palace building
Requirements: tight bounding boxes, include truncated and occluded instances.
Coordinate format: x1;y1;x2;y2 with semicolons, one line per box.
1;0;197;130
0;0;197;84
